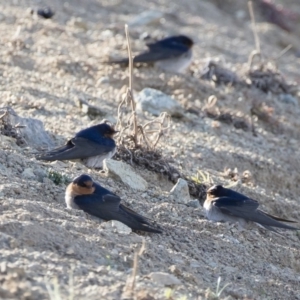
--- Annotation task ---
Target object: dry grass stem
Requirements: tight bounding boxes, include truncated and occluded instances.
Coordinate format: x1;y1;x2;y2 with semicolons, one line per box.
248;1;262;69
122;238;146;297
115;25;207;201
125;24;138;146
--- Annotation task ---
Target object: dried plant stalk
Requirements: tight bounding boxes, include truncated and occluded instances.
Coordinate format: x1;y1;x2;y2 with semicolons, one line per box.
115;25;207;202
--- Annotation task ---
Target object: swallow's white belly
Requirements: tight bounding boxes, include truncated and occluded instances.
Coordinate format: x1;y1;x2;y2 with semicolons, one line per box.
82;147;117;168
155;49;193;73
203;200;248;227
65;193;79;209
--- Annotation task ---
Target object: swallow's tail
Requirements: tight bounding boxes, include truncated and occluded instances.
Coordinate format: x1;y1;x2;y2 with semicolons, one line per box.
263;212;298;223
118;206;163;233
255;210;299;230
133;222;163;234
118;214;163;233
107;58;129;65
35;144;70;161
120;204;153;224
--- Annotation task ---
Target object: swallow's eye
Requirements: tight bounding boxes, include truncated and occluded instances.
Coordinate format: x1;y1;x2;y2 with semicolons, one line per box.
207;185;222;194
208;186;217;192
83;180;94;188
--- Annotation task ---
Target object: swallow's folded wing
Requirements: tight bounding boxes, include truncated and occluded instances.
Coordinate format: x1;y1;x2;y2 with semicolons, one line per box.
74;193;162;233
36;137;114;161
134;43;188;62
214;196;298;230
212;196;259;219
109;42;189;64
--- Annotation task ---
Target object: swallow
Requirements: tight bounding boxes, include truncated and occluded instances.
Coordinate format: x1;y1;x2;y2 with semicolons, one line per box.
36;123;117;168
110;35;194;73
31;7;55;19
204;185;299;232
65;174;162;233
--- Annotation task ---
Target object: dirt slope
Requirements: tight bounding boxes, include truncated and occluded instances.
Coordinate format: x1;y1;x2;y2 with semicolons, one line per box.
0;0;300;299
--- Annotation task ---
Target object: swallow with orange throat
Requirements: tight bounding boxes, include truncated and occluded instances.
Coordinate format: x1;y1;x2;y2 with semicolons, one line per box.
204;185;299;232
65;174;162;233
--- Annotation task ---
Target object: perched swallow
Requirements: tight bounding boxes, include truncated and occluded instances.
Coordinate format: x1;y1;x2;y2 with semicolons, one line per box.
31;7;55;19
65;174;162;233
110;35;194;73
36;123;117;168
204;185;299;232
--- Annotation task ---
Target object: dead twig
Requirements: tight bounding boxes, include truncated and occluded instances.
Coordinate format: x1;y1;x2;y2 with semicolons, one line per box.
248;1;262;70
125;25;138;147
122;238;146;297
114;25;207;201
130;238;145;292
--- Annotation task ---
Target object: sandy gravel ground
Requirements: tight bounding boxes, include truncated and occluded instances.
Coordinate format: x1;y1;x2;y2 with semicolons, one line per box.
0;0;300;299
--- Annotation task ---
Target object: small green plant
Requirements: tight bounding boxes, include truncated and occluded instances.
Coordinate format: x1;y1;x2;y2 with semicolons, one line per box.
189;170;212;185
47;170;70;185
205;277;231;299
165;288;173;299
164;288;187;300
106;255;112;270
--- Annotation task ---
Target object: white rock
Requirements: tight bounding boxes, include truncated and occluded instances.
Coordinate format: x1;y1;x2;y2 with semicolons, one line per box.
149;272;181;286
187;199;200;208
22;168;36;180
111;220;132;235
97;76;110;84
279;94;298;105
129;10;164;26
136;88;184;117
0;107;54;148
170;178;190;204
101;220;132;235
0;134;18;149
103;159;148;191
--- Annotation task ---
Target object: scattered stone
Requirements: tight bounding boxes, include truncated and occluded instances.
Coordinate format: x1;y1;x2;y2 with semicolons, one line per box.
0;13;5;22
21;168;36;180
279;94;298;105
201;61;241;85
33;167;48;182
129;10;164;26
0;134;19;149
69;17;88;30
97;77;110;85
149;272;181;286
111;220;132;235
103;159;148;191
101;220;132;235
76;98;106;117
136;88;184;117
187;199;200;208
170;178;190;204
0;107;53;148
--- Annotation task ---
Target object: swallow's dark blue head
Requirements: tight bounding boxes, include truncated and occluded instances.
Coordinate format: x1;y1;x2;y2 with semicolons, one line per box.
173;35;194;48
159;35;194;49
71;174;95;196
76;123;118;141
94;123;118;138
148;35;194;51
37;7;55;19
207;185;224;197
73;174;94;187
